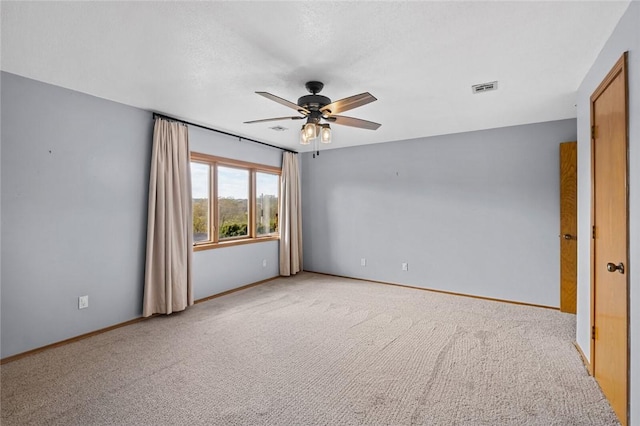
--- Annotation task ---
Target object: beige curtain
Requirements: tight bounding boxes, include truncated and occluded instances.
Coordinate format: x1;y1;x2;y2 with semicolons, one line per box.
279;152;303;276
143;118;193;317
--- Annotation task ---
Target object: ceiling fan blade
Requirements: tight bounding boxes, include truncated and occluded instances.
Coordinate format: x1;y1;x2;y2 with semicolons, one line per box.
328;115;381;130
256;92;310;114
244;116;305;124
320;92;377;115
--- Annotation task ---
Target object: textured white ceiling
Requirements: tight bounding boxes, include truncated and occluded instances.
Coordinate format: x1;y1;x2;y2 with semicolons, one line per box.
1;1;631;152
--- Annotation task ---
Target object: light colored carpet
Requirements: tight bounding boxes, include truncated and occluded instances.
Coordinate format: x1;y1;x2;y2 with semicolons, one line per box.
1;272;618;425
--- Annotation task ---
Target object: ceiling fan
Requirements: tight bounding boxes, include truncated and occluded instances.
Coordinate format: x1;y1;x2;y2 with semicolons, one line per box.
244;81;381;150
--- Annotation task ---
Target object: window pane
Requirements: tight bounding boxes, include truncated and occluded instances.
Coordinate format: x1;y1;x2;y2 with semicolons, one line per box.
191;162;210;243
218;166;249;239
256;172;279;236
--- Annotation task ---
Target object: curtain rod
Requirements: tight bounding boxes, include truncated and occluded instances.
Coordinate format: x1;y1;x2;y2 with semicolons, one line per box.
152;112;297;154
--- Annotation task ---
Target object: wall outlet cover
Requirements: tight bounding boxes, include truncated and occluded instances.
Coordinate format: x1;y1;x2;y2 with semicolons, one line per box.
79;295;89;309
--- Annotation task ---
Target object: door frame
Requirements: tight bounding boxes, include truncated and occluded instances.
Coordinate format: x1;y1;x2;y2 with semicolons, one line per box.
589;51;629;423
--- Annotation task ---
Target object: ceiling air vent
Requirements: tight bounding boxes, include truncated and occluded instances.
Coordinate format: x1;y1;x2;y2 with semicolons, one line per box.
269;125;288;131
472;81;498;94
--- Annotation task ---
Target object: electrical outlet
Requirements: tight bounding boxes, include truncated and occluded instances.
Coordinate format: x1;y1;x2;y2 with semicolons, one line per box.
361;258;366;266
262;259;267;268
402;262;409;271
78;295;89;309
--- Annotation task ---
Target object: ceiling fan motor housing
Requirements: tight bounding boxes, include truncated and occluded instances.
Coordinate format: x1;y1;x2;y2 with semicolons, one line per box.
299;81;331;122
297;94;331;111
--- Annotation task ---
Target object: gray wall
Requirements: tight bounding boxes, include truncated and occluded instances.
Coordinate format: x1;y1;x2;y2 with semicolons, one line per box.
1;72;152;358
0;64;3;358
575;2;639;424
0;73;283;358
302;119;577;308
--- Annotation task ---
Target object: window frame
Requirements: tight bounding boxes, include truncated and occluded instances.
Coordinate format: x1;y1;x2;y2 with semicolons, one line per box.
191;152;281;251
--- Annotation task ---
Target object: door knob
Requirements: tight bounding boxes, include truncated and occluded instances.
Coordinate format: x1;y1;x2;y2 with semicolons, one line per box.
563;234;574;240
606;262;625;274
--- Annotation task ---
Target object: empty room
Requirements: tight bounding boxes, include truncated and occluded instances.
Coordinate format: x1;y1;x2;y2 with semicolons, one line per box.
1;1;638;425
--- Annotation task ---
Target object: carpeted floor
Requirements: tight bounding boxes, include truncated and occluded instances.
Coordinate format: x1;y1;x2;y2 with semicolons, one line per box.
1;273;619;425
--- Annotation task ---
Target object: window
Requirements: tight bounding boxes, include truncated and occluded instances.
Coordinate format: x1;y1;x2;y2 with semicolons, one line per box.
217;166;249;240
256;172;279;236
190;152;280;250
191;162;211;243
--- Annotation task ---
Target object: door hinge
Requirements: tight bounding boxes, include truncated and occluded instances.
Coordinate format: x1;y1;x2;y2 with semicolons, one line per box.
591;125;597;139
592;225;596;239
592;325;596;340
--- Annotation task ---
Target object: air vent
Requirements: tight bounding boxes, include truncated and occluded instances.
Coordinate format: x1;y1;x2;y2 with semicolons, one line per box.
472;81;498;94
269;126;288;131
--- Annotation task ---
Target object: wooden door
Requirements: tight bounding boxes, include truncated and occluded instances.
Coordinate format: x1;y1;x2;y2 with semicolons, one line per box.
591;53;628;426
559;142;577;313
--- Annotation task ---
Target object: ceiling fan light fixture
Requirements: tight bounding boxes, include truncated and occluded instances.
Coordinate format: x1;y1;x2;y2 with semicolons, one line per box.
300;126;310;145
304;122;317;139
320;124;332;144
